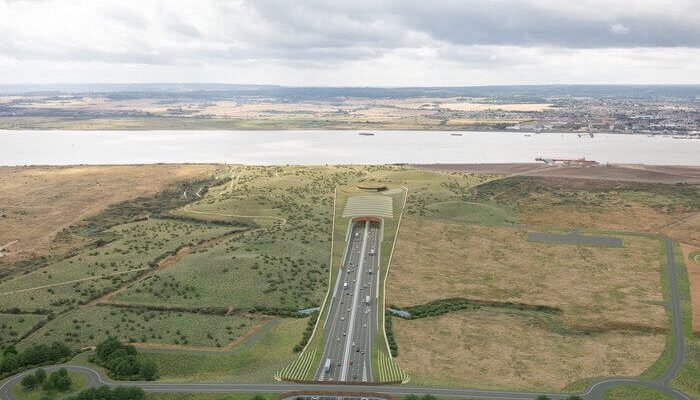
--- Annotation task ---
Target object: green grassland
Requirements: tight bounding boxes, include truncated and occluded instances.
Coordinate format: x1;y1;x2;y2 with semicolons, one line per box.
0;313;46;348
21;305;260;349
603;385;674;400
0;219;236;312
140;317;307;382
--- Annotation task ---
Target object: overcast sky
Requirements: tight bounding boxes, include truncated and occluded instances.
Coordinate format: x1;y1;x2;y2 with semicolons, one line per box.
1;0;699;86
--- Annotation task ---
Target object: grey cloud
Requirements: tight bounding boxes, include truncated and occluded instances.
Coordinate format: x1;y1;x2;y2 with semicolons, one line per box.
246;0;700;49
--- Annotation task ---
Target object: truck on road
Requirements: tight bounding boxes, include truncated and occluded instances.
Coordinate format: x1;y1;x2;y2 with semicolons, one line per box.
343;282;349;290
365;295;371;305
324;358;331;373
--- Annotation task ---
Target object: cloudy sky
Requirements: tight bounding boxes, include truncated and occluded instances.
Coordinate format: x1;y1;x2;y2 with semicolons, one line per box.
1;0;699;85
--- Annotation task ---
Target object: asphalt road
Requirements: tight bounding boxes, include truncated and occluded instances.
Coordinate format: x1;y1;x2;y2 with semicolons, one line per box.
314;219;380;383
0;238;691;400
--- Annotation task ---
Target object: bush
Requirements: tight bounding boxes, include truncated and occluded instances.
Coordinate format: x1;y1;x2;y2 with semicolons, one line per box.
20;374;38;390
91;337;157;381
43;368;72;392
65;386;145;400
385;313;398;357
0;342;72;377
35;368;47;383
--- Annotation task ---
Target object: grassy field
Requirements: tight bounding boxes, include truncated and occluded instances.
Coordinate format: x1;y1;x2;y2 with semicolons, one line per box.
140;317;307;382
0;313;45;348
384;169;699;390
11;371;87;400
467;176;700;236
0;219;236;312
20;305;261;349
389;217;666;330
603;385;674;400
393;309;664;390
0;165;219;265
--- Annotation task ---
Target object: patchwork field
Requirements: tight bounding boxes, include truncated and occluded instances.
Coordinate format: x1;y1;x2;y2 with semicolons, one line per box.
0;165;219;265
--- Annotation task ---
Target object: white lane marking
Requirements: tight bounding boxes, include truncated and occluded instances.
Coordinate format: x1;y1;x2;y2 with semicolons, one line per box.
340;221;370;381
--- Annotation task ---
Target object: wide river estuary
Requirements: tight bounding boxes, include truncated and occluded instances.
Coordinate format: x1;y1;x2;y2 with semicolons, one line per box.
1;130;698;166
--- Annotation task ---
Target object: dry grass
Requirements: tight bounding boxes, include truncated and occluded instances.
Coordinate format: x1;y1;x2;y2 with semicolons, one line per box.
393;309;665;390
520;201;686;233
388;216;666;330
0;164;218;265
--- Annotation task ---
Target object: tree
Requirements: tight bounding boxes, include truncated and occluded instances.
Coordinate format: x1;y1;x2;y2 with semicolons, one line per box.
535;396;551;400
20;374;38;391
44;369;72;392
138;360;157;381
35;368;47;383
3;345;17;357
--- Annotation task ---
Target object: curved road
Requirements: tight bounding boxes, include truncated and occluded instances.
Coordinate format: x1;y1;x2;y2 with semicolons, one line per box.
0;238;691;400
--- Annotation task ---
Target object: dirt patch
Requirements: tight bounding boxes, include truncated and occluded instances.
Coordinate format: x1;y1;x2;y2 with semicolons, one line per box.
681;243;700;335
388;217;667;330
0;164;220;265
393;309;665;390
413;164;700;184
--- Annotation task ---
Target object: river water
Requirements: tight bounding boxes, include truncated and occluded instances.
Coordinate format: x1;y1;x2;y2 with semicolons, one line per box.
1;130;698;166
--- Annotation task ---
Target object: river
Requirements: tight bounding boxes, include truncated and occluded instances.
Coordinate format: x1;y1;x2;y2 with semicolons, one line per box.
1;130;698;166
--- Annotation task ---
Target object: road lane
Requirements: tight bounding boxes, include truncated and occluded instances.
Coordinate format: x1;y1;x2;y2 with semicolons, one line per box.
315;219;380;382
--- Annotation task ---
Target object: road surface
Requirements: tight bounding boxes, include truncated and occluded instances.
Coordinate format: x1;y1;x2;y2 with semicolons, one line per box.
314;219;381;382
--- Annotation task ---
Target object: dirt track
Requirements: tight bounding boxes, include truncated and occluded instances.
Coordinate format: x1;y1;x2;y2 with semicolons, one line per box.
413;163;700;184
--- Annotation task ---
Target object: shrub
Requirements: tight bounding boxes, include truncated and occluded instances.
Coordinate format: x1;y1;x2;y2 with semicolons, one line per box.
20;374;38;390
91;337;157;381
65;386;145;400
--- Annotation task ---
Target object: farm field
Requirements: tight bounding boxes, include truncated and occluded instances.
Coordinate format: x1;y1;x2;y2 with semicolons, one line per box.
0;165;219;265
21;305;261;349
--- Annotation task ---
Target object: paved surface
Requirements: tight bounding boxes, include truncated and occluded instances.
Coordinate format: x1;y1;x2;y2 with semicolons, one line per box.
0;237;692;400
314;219;381;382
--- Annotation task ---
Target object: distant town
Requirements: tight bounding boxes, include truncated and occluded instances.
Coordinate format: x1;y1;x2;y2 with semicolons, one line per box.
0;84;698;134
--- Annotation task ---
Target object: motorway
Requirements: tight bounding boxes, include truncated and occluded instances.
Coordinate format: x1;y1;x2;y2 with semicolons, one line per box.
0;239;691;400
313;219;381;382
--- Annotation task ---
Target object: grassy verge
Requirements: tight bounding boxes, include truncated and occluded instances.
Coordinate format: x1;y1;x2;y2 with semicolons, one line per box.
671;242;700;399
603;385;673;400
